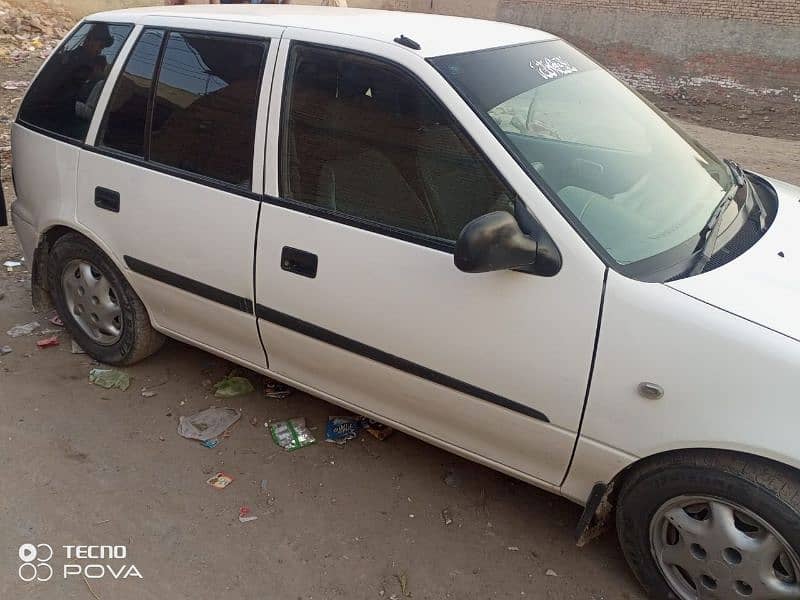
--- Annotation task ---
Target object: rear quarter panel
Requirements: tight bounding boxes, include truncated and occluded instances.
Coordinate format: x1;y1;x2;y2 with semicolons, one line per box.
10;124;80;262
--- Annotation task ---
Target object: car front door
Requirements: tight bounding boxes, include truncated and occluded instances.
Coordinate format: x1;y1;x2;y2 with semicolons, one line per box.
77;22;281;367
255;34;606;486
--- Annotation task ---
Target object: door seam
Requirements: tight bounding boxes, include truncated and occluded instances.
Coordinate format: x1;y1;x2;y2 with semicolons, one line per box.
559;266;609;489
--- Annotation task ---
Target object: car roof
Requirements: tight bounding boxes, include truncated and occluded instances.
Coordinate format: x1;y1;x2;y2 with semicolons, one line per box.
88;5;556;57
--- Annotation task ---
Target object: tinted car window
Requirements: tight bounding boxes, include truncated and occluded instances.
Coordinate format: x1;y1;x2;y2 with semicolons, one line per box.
149;32;267;188
98;29;165;156
281;44;515;242
18;22;132;141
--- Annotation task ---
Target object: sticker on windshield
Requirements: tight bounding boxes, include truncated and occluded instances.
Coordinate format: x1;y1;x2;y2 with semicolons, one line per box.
530;56;579;80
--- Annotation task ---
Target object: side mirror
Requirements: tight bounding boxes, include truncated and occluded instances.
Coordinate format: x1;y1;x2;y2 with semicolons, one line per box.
454;211;538;273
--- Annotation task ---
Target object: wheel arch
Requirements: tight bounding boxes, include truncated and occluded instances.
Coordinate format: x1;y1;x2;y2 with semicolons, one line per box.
575;446;800;546
31;223;130;311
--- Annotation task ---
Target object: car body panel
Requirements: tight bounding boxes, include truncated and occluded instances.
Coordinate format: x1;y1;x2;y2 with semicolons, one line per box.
10;125;80;264
254;32;606;486
668;178;800;343
579;267;800;480
88;5;555;59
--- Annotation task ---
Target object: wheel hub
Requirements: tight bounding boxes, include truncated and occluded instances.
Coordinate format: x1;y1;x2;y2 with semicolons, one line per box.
61;259;123;346
650;495;800;599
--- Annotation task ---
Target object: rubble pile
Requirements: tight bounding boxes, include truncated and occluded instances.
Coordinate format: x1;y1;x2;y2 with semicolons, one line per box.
0;0;72;63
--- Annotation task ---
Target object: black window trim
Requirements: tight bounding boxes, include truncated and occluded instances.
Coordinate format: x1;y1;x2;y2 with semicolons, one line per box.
98;26;271;191
15;20;136;142
13;24;272;201
273;40;558;256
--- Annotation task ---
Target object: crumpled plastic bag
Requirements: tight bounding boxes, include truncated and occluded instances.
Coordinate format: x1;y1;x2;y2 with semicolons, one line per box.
178;407;241;441
7;321;40;337
88;368;131;391
212;375;255;398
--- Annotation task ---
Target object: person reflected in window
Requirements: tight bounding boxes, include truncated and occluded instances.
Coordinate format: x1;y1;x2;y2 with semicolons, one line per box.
50;24;114;136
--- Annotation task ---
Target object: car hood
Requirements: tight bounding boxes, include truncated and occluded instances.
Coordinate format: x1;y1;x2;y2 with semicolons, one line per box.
667;176;800;343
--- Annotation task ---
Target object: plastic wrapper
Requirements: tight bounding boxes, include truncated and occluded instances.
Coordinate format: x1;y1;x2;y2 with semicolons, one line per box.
270;417;315;451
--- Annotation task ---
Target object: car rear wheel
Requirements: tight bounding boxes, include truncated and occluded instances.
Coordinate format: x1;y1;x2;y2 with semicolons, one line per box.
48;233;164;365
616;451;800;599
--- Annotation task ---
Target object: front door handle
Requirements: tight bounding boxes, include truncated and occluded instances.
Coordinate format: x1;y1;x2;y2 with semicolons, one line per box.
281;246;318;278
95;187;120;213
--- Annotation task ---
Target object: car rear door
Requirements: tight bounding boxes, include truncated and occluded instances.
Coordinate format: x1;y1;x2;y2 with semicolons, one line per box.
77;20;282;367
253;33;606;487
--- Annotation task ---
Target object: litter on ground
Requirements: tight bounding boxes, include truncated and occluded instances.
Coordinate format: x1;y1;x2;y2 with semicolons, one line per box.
325;416;362;445
363;419;394;441
70;339;86;354
264;377;293;399
270;417;316;451
177;407;240;441
88;368;131;391
36;336;59;348
212;375;254;398
201;438;219;449
6;321;40;337
238;506;258;523
0;345;12;355
49;315;63;327
206;472;234;490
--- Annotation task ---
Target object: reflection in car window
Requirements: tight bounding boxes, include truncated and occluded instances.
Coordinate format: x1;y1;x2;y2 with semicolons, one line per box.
149;32;267;188
99;29;165;157
18;22;133;141
432;41;734;266
281;44;516;242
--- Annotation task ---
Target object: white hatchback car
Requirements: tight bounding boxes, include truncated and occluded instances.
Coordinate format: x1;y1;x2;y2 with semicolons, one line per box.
6;6;800;598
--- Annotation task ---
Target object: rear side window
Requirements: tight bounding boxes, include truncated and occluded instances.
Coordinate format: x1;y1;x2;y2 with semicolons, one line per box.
99;29;165;157
149;32;267;188
18;22;132;141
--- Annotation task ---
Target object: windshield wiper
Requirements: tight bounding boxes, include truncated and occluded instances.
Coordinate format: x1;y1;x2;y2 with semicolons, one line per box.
689;164;745;275
724;158;746;187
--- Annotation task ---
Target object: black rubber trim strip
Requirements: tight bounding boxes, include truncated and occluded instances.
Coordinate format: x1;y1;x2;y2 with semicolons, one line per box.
560;267;608;489
255;304;550;423
262;194;456;253
124;255;253;314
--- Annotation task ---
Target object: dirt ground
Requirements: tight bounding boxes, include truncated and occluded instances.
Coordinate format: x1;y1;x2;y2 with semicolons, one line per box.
1;49;800;600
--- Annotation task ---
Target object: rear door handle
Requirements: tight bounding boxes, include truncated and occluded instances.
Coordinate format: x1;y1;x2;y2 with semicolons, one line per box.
281;246;318;278
95;187;120;213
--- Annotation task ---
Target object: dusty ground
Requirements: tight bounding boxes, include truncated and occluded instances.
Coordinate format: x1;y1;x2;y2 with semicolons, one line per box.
1;49;800;600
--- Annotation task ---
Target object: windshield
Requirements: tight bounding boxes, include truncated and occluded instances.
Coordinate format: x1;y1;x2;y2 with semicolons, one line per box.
430;40;734;266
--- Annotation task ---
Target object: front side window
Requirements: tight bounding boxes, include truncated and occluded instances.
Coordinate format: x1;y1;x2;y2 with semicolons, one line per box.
149;32;267;188
281;44;516;243
431;41;735;266
18;22;132;141
99;29;165;157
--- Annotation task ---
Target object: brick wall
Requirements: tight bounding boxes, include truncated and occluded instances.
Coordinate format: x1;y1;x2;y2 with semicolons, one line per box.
496;0;800;110
506;0;800;27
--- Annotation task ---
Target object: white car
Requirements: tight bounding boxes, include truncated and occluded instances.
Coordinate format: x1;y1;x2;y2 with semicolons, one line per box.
6;6;800;598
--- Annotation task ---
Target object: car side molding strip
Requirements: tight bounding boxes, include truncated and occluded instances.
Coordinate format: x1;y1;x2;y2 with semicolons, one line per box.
255;304;550;423
124;256;254;314
121;255;548;423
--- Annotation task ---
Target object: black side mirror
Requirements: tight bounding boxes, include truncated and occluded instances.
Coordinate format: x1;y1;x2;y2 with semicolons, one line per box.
454;207;562;276
454;211;538;273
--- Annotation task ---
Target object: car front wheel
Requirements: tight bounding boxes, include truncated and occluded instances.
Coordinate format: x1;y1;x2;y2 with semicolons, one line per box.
617;451;800;599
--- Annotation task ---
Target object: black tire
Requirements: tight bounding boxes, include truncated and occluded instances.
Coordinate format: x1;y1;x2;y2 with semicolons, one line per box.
617;450;800;599
48;233;164;365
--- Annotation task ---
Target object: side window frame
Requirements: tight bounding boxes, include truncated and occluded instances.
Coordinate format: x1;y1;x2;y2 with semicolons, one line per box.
274;40;522;254
88;25;277;198
92;26;167;159
17;20;136;145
